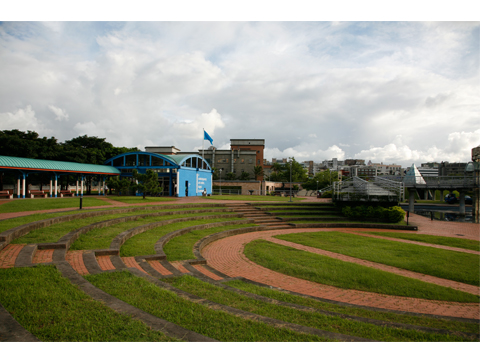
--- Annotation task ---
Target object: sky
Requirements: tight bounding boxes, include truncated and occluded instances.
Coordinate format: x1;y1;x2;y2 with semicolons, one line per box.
1;4;479;167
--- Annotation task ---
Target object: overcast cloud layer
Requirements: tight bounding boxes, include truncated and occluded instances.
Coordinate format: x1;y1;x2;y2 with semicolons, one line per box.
0;21;478;166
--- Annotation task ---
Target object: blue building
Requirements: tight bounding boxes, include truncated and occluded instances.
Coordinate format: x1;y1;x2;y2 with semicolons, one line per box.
104;151;212;197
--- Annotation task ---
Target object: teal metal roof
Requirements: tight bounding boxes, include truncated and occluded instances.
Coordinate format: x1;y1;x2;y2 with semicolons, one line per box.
167;154;190;165
0;155;121;175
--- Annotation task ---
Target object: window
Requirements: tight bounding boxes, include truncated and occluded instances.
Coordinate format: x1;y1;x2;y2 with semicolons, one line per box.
138;154;149;166
151;157;164;166
113;157;124;167
125;155;136;166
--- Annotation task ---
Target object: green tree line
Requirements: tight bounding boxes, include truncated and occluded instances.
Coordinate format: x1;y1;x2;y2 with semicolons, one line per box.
0;129;138;193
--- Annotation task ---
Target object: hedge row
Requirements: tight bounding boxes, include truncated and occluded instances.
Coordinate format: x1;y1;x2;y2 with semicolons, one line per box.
341;205;405;223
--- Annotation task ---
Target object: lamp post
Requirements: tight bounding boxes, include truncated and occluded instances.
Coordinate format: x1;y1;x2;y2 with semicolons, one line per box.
316;180;318;196
219;169;222;195
289;158;293;202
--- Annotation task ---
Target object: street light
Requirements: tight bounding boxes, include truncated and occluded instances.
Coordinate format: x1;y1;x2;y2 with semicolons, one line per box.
219;169;223;195
289;158;293;202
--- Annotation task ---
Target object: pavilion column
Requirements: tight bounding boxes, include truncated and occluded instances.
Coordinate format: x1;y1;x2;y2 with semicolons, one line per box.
459;191;466;216
54;175;58;198
81;177;84;197
408;190;415;213
76;180;79;197
22;175;26;199
17;177;21;198
49;178;53;197
103;176;106;196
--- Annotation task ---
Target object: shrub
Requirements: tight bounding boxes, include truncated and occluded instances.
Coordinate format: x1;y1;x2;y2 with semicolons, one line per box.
320;190;332;198
341;205;405;223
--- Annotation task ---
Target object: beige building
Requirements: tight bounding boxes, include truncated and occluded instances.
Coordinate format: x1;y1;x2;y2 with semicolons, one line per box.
146;139;266;181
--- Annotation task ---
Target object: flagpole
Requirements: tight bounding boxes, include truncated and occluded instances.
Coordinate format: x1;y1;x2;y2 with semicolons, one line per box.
202;128;204;160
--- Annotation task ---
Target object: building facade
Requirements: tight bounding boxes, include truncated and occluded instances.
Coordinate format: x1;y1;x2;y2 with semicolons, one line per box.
105;151;212;197
146;139;265;181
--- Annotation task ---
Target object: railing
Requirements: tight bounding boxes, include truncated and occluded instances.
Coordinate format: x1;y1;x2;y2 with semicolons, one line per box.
422;176;475;188
333;176;404;202
374;177;405;200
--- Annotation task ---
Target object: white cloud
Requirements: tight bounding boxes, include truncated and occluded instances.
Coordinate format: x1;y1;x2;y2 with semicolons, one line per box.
48;105;69;121
0;21;478;166
0;105;42;131
73;121;98;135
170;109;225;141
354;129;480;165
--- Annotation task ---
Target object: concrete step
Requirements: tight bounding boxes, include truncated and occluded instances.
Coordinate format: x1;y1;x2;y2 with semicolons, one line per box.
262;225;293;229
254;219;282;223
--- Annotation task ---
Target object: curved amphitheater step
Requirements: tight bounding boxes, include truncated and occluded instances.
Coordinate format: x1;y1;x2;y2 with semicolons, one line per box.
59;249;230;283
201;228;480;320
226;204;294;229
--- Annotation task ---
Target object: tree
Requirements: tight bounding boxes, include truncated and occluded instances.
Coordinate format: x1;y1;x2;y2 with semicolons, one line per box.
302;169;340;191
0;130;61;190
239;171;250;180
132;169;163;199
60;135;139;194
225;172;236;180
106;176;133;195
253;165;264;180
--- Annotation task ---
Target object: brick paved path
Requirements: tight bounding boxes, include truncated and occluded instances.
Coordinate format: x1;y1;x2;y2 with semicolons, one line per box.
202;228;480;319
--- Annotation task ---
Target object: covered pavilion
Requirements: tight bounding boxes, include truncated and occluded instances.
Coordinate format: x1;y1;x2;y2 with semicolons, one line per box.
0;155;120;198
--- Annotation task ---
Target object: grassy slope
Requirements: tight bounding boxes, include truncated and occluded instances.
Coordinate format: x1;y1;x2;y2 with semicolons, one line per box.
361;231;480;251
164;223;257;261
226;279;480;334
244;240;478;303
0;266;175;341
274;231;480;286
164;275;469;341
0;197;110;213
85;270;328;342
119;217;244;256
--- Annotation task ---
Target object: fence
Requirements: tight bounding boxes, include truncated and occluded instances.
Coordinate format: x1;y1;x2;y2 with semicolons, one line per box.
333;176;404;202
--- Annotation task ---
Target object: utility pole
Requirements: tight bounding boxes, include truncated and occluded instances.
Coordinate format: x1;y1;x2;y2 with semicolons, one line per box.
289;158;293;202
219;169;222;195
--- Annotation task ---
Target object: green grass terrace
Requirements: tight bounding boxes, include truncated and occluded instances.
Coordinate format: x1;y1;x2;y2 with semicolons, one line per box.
0;197;478;342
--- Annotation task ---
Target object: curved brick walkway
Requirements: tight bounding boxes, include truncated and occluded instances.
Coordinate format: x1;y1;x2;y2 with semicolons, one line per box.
202;228;480;320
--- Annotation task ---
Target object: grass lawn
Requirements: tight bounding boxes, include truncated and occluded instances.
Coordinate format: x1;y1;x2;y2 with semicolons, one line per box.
206;195;305;202
72;214;242;252
105;196;176;204
85;270;329;341
244;240;478;302
361;232;480;251
0;197;111;213
274;231;479;286
289;220;408;225
226;279;480;335
119;217;244;256
0;266;176;341
164;275;469;341
0;210;99;233
164;223;257;261
11;208;175;245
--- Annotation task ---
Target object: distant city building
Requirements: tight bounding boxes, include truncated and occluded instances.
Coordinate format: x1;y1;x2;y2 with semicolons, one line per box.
344;159;365;166
369;162;402;176
438;162;468;176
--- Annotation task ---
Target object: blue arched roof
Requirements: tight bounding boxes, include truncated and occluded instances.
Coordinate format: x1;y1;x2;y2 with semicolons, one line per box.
168;154;212;170
104;151;211;171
